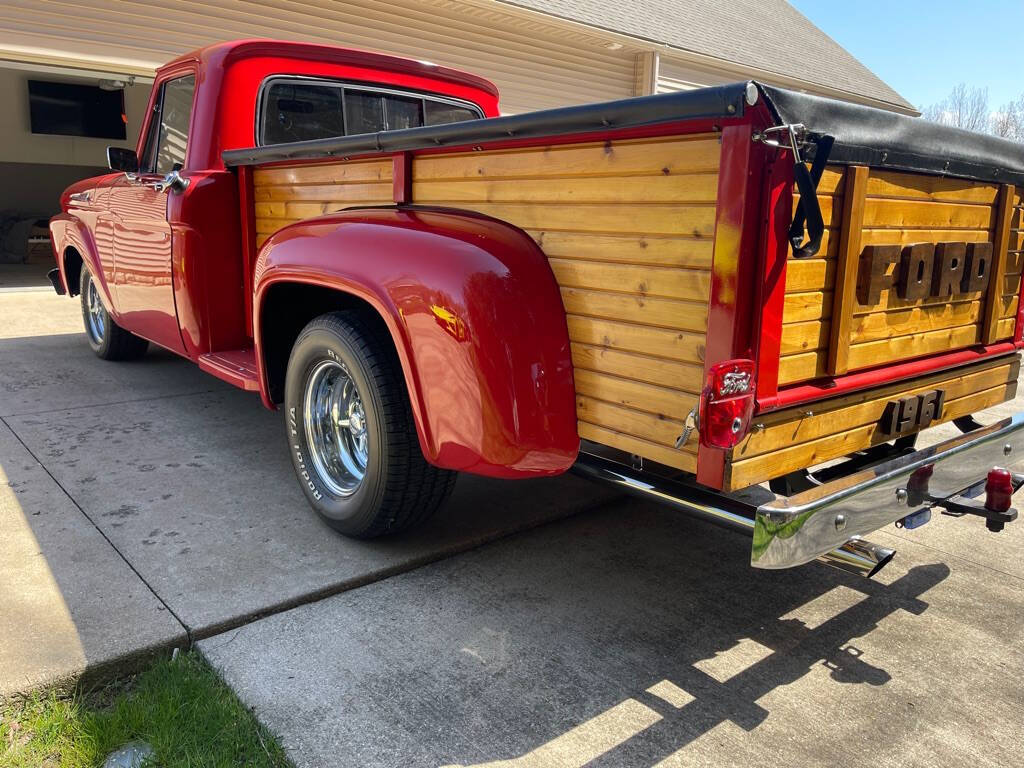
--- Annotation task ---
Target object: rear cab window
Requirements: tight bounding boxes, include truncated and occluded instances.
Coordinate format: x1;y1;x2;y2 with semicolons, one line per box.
258;77;482;146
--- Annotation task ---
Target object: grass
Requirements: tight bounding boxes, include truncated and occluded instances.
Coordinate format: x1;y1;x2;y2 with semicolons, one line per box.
0;651;290;768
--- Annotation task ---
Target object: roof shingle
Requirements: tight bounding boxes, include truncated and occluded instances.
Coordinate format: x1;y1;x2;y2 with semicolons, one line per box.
496;0;913;111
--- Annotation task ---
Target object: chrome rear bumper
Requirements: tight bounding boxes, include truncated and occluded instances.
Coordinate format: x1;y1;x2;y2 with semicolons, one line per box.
753;413;1024;569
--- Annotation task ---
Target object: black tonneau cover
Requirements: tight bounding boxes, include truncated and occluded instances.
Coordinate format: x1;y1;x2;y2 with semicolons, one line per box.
759;84;1024;187
224;81;1024;187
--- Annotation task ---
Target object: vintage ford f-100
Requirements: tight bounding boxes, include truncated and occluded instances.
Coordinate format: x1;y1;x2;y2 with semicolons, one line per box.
49;39;1024;577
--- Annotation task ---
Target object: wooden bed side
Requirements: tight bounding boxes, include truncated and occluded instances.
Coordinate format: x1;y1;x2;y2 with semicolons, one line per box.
777;168;1022;386
250;134;722;474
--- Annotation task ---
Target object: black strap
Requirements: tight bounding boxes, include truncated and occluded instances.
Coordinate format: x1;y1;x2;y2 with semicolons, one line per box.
788;134;833;258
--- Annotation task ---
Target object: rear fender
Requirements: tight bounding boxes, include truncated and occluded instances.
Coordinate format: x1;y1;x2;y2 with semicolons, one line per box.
254;206;579;478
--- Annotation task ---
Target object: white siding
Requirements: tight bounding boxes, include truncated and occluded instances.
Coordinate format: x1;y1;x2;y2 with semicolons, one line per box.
0;0;639;114
656;56;735;93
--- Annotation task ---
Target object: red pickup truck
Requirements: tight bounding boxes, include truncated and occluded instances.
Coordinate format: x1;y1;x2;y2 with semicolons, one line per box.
50;39;1024;577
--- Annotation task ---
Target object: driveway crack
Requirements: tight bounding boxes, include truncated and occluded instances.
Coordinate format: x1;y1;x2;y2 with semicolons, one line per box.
1;415;193;645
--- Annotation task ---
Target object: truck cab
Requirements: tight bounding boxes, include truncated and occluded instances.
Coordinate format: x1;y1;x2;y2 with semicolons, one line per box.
50;39;499;365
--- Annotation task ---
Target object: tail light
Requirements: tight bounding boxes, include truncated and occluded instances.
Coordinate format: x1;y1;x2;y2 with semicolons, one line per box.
985;467;1014;513
700;359;755;449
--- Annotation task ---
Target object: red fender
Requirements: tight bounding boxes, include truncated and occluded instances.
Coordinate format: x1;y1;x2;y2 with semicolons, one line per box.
49;211;116;309
254;206;579;478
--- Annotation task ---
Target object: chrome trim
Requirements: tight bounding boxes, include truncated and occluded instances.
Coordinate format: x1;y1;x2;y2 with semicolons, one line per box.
152;170;188;194
571;453;899;578
302;359;369;497
84;276;106;345
255;74;485;147
571;453;756;534
753;413;1024;569
817;539;895;578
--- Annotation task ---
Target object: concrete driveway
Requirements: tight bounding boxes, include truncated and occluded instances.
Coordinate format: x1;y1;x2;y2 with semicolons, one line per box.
0;283;614;695
3;279;1024;766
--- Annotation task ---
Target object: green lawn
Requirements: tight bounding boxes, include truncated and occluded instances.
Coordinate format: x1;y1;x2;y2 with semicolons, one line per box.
0;652;290;768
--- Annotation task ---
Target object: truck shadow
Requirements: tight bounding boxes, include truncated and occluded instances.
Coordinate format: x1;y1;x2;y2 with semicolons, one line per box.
424;518;950;768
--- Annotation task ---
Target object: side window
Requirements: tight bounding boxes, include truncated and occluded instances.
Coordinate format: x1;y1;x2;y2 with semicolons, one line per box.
140;75;196;174
155;75;195;174
382;94;423;130
424;100;479;126
343;90;385;135
261;82;344;145
257;78;483;144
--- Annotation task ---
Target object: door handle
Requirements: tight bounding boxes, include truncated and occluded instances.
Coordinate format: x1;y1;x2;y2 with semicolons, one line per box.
151;170;189;194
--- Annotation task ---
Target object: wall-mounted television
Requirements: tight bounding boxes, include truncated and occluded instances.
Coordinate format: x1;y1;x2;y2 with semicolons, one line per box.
28;80;126;139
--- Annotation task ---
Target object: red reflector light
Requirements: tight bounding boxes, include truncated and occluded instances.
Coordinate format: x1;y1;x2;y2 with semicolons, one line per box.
700;359;755;449
985;467;1014;512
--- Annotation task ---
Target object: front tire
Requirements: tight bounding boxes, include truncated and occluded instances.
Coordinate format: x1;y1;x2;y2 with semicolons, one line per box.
80;265;148;360
284;311;456;538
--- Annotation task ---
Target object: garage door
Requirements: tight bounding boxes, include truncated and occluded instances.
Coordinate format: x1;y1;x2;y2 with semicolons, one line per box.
0;0;639;114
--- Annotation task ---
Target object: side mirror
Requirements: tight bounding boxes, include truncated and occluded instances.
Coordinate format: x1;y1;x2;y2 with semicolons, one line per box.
107;146;139;173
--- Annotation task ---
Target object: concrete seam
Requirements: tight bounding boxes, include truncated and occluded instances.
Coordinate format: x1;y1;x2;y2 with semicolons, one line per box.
188;492;629;642
0;415;194;645
883;528;1024;583
1;388;221;419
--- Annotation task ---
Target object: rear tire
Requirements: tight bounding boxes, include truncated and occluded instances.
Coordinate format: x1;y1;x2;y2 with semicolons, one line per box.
284;310;456;538
80;265;148;361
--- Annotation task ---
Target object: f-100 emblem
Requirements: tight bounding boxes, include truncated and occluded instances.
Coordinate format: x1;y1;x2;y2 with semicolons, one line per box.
879;389;946;437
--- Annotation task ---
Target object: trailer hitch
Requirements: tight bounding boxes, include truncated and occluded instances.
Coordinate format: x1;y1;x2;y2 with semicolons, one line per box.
900;466;1023;533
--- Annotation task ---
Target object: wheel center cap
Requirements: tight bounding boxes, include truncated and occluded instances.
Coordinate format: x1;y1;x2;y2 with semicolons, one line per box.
349;408;365;434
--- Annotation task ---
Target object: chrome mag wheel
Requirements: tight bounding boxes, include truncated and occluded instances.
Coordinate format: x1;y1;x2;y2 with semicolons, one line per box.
85;277;106;344
303;358;369;497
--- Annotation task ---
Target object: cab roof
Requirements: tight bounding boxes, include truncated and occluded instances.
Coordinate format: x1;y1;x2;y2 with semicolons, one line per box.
159;38;499;99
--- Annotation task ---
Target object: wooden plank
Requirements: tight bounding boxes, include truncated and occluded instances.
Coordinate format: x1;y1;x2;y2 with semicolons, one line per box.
727;381;1016;489
559;287;708;333
866;171;1000;205
570;343;704;392
575;395;690;450
996;317;1016;339
414;135;721;181
566;316;705;364
861;198;996;230
778;351;826;384
255;182;393;202
779;320;831;356
549;259;710;302
578;422;696;472
786;258;835;293
573;368;696;420
847;323;981;370
419;201;717;237
254;160;391;186
860;227;993;247
736;357;1017;459
413;173;720;204
528;231;714;270
827;165;869;375
984;185;1018;343
783;291;832;323
851;299;981;342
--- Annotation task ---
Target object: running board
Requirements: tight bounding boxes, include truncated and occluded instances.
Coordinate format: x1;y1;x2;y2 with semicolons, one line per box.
198;348;260;391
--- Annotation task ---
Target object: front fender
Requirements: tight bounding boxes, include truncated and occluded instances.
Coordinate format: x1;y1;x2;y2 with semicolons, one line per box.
255;206;579;478
48;213;112;307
